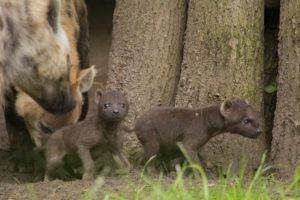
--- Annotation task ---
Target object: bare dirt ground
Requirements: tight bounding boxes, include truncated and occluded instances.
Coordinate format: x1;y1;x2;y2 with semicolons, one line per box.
0;150;144;200
0;155;178;200
0;170;140;200
0;148;181;200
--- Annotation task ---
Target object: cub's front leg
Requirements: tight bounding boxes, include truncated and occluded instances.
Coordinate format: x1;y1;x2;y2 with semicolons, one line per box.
77;145;95;180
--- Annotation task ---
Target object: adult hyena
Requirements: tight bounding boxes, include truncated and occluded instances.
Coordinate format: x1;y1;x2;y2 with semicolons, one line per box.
0;0;76;114
12;0;91;146
2;0;91;173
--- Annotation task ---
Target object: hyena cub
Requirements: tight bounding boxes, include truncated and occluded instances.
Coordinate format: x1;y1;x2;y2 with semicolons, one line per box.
133;99;261;170
42;89;130;180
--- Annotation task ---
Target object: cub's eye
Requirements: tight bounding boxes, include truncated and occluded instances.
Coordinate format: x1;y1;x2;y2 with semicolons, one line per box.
243;119;251;124
104;103;110;109
120;103;126;108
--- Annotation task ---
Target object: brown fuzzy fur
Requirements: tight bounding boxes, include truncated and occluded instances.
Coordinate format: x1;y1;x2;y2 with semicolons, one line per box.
132;99;261;169
42;90;130;180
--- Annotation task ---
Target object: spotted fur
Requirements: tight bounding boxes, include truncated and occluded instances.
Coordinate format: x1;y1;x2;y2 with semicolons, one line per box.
0;0;89;114
9;0;90;145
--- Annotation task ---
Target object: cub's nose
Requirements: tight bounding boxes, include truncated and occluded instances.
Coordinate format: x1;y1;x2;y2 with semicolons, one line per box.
256;129;262;135
113;109;119;114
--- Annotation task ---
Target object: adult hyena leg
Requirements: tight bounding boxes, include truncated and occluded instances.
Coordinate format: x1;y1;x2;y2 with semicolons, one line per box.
0;104;10;150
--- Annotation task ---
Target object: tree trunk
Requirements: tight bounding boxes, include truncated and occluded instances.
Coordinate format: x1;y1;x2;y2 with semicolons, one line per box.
175;0;265;173
106;1;187;154
271;0;300;178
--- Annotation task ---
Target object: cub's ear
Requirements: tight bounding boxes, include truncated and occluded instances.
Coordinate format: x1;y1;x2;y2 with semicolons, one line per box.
94;88;104;105
220;100;233;118
240;96;249;104
47;0;61;33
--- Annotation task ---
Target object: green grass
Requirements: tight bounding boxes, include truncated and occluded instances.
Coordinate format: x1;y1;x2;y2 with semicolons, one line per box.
81;153;300;200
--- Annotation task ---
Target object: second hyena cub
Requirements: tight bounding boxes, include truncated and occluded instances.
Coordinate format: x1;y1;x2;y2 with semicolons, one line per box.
42;89;130;180
134;99;261;169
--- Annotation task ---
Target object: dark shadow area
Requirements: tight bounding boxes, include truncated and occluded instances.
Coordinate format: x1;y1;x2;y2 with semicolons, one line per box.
264;6;279;153
86;0;115;86
85;0;115;116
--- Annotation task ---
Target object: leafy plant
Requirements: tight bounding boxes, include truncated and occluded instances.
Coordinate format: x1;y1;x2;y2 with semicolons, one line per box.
264;61;278;94
264;79;278;93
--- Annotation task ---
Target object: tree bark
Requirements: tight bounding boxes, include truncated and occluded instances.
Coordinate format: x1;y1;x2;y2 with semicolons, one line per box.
271;0;300;178
106;0;187;154
175;0;265;173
